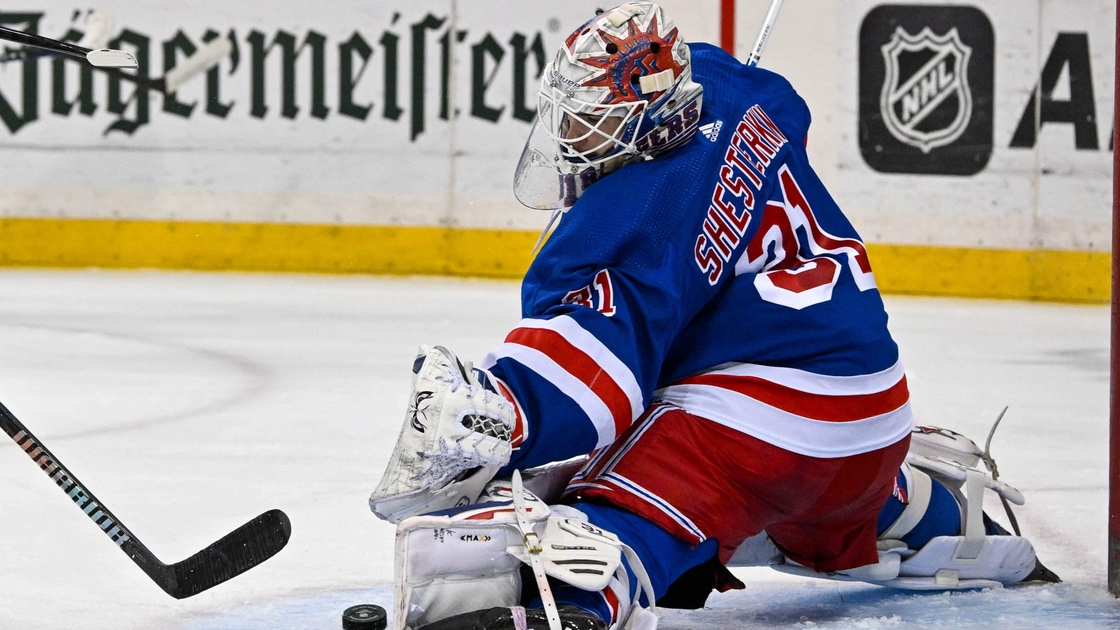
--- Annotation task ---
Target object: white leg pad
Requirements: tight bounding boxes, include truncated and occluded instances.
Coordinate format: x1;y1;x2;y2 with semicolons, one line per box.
771;534;1037;591
770;549;903;584
887;534;1038;589
393;481;647;630
908;426;1025;507
394;500;548;629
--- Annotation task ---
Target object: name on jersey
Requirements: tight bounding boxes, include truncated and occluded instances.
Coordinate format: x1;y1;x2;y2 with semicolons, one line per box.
693;105;789;285
634;99;701;154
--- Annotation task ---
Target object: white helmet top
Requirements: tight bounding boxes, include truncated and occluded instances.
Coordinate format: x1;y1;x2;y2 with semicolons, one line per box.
514;2;704;210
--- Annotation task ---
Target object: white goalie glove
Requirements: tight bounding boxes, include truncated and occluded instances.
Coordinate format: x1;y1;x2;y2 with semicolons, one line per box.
370;345;516;523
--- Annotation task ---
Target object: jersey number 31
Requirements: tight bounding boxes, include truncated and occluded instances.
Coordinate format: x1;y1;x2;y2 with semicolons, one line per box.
739;166;877;310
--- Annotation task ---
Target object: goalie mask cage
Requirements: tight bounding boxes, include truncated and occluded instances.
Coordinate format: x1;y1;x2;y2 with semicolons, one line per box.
1111;0;1120;599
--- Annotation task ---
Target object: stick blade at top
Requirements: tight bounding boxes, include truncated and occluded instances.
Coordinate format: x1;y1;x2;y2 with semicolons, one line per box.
85;48;137;68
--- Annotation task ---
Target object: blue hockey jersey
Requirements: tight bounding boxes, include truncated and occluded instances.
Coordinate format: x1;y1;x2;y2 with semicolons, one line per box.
482;43;913;470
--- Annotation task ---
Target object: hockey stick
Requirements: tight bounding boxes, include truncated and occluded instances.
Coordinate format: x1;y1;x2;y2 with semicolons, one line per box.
0;28;232;94
0;23;135;68
97;37;234;94
0;10;114;64
746;0;786;67
1;400;291;599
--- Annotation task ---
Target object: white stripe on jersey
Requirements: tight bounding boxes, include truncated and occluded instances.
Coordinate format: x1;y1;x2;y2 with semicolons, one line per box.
484;342;617;448
690;359;907;396
482;315;644;446
654;382;914;458
602;472;706;540
515;316;644;422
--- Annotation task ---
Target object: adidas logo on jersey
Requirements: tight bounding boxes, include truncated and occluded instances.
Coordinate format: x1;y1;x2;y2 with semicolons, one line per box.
699;120;723;142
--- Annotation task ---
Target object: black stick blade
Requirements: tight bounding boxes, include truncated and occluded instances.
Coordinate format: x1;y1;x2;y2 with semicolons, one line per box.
166;509;291;599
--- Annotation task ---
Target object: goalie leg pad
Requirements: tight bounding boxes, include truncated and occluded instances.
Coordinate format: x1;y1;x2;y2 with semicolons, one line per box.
893;534;1037;588
771;529;1037;591
394;482;649;630
871;426;1042;589
907;425;1025;507
371;345;516;523
416;605;607;630
773;536;1035;591
394;489;551;630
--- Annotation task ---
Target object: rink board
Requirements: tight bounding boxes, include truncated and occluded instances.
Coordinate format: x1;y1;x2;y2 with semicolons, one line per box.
0;0;1113;301
0;217;1108;302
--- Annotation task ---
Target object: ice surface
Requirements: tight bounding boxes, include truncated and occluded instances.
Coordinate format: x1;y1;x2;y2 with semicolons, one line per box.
0;269;1115;629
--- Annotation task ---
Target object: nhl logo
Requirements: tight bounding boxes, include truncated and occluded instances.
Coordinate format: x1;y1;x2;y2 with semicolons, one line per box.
879;26;972;154
859;5;993;175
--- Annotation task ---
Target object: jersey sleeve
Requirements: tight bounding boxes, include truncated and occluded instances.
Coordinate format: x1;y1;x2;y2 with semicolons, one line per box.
481;182;715;470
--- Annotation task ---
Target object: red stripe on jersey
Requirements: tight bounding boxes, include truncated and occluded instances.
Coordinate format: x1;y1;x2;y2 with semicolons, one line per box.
495;379;526;448
603;584;621;624
505;327;632;438
678;373;910;422
779;168;871;274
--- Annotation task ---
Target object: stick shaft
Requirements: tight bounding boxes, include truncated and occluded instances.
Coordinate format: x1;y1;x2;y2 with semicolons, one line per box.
2;400;290;598
0;24;91;62
1;402;139;551
97;66;167;92
0;402;173;585
747;0;786;67
0;51;168;91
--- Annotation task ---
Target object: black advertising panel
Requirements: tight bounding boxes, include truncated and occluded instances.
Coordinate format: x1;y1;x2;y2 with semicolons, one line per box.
859;5;995;175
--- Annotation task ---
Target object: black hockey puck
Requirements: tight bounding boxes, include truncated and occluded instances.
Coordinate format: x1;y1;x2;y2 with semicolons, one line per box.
342;603;387;630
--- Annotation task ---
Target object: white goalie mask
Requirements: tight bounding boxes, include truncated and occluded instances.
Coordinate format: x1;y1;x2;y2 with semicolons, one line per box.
514;2;704;211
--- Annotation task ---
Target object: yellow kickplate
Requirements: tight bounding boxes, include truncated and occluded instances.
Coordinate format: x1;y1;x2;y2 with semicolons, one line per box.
0;217;539;280
0;217;1108;303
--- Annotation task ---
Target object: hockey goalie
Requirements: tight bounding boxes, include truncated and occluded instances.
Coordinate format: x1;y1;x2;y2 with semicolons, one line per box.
369;4;1059;629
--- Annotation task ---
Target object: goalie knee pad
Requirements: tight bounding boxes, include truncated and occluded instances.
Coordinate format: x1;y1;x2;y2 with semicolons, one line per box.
878;461;961;549
393;475;656;630
876;426;1051;589
370;345;516;523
